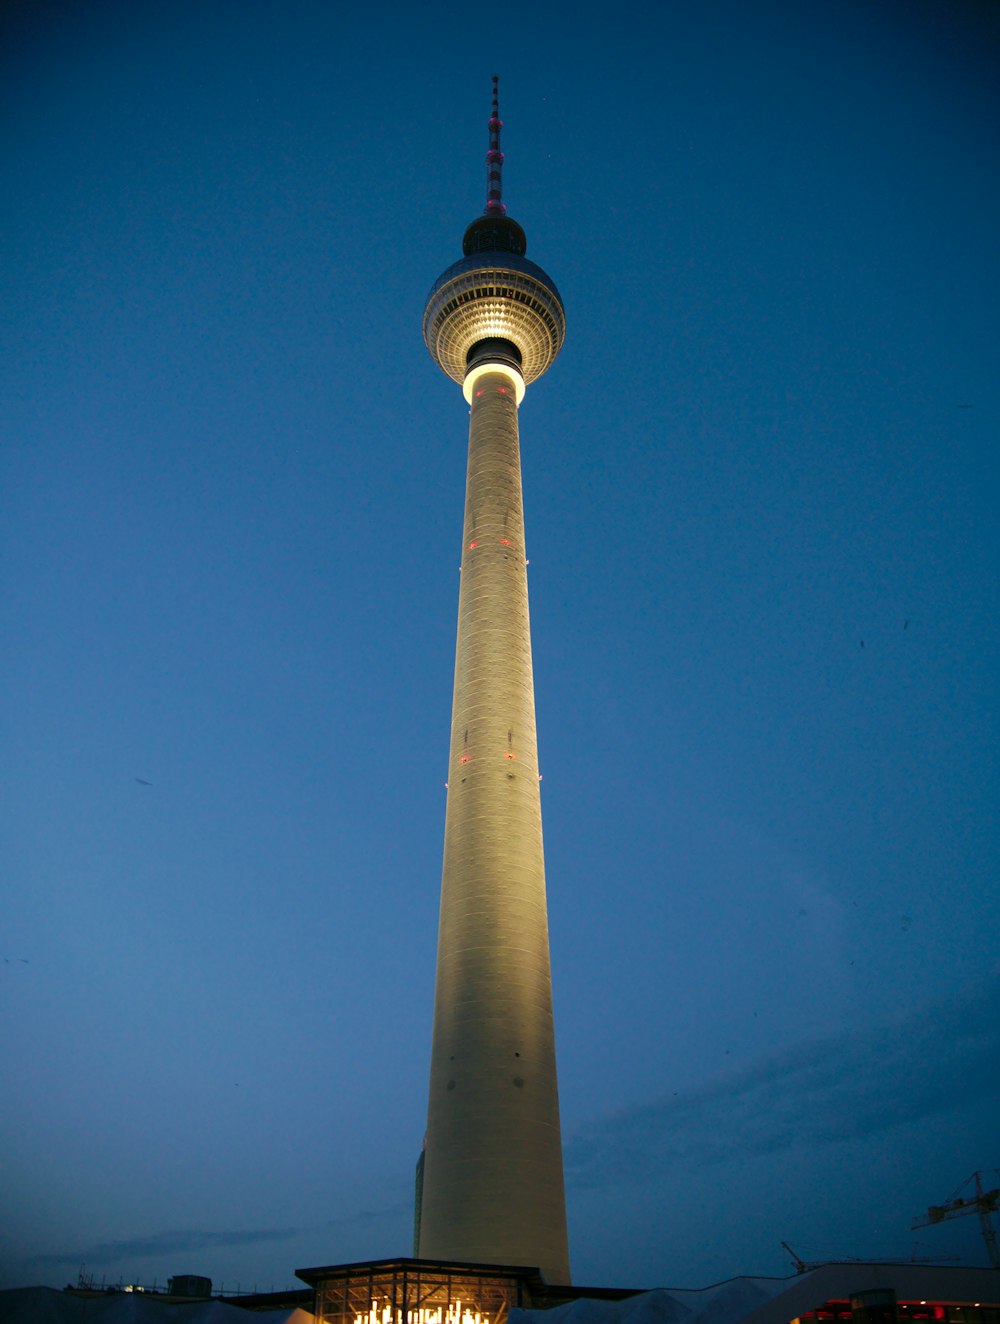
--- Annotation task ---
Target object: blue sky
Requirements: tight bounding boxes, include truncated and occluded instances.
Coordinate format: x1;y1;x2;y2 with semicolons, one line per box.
2;0;998;1296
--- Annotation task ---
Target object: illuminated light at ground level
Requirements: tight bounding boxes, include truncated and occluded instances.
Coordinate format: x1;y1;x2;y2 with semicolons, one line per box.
355;1302;494;1324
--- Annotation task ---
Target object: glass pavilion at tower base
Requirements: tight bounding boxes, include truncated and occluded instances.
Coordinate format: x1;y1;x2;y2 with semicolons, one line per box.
293;1258;630;1324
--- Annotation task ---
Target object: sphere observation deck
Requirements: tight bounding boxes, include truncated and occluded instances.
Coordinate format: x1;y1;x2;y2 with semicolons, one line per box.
423;250;565;390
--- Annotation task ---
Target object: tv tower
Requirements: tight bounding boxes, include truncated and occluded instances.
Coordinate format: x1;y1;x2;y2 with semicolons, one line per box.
417;77;570;1284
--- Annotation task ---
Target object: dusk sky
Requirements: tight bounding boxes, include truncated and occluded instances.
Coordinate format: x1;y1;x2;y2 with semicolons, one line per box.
2;0;998;1298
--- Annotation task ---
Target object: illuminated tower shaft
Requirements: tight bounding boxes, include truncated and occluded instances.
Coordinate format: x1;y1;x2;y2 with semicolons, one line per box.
419;79;570;1283
421;367;568;1278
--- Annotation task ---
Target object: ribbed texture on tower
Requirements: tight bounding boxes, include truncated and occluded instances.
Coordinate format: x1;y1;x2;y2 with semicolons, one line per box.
418;368;571;1284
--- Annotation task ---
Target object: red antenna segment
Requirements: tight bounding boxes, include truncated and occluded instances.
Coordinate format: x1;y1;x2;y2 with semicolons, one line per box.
485;73;506;217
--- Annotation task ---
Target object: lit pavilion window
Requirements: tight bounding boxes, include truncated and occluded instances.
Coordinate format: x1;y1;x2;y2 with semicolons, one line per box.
355;1301;496;1324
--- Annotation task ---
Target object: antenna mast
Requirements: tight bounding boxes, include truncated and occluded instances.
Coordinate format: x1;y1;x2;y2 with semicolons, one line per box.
485;74;506;216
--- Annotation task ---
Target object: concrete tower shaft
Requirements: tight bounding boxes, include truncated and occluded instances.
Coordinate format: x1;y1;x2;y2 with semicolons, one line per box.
419;369;570;1283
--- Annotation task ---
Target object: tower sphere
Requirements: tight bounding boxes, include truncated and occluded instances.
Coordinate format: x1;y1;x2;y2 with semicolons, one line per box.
423;85;565;395
422;249;565;390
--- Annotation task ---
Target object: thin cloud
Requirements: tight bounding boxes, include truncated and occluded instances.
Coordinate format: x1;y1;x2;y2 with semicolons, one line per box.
31;1204;415;1272
346;1201;413;1225
29;1227;298;1267
566;974;1000;1188
321;1198;413;1231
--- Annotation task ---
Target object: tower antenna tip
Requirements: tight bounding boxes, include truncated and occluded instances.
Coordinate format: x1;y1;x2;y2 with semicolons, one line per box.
484;74;505;216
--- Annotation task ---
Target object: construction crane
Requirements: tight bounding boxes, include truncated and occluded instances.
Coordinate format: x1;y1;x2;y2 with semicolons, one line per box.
778;1244;870;1274
780;1243;959;1275
912;1171;1000;1270
780;1243;813;1274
